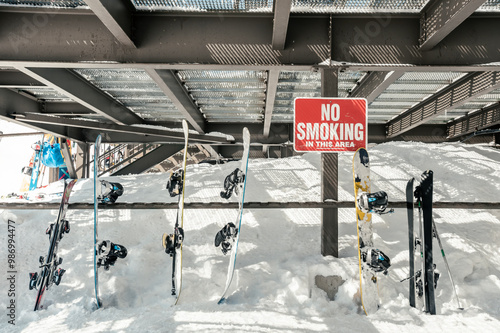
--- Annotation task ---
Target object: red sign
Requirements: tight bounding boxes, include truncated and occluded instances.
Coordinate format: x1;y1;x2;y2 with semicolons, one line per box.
294;98;367;152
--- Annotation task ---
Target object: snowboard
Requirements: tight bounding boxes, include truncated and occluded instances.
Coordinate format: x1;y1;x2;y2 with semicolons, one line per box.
30;179;76;311
352;147;379;315
218;127;250;304
163;119;189;305
93;135;127;309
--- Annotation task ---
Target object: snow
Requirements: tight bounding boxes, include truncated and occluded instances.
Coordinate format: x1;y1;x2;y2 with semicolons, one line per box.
1;141;500;332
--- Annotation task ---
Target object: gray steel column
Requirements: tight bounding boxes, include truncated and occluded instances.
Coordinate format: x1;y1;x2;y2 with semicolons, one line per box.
321;68;339;258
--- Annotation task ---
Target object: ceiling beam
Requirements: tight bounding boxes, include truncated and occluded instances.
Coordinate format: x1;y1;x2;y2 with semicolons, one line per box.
272;0;292;50
0;70;44;88
41;102;93;116
12;113;228;144
386;72;500;138
1;11;500;66
419;0;486;51
348;71;404;103
0;88;85;141
263;70;280;137
85;0;136;48
144;69;205;133
447;102;500;139
15;67;144;126
331;16;500;65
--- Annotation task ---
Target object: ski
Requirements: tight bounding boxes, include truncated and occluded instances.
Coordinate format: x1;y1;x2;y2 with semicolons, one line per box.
93;135;127;309
30;179;76;311
216;127;250;304
352;147;391;315
415;170;437;314
406;178;416;308
162;119;189;304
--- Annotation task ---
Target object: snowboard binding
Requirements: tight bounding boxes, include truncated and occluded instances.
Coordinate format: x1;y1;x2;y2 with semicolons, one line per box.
162;228;184;256
96;240;128;271
166;170;184;197
215;222;238;255
98;180;124;204
357;191;394;215
362;248;391;275
220;168;245;199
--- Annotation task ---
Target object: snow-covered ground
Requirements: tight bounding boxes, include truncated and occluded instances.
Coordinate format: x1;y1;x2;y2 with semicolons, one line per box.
1;141;500;332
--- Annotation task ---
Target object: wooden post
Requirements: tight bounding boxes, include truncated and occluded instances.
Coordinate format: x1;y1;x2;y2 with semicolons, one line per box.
320;68;339;257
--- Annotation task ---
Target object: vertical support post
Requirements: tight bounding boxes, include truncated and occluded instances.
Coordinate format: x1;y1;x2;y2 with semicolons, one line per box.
75;142;88;179
321;68;339;257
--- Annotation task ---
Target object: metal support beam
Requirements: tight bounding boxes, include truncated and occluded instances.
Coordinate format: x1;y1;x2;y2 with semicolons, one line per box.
332;17;500;66
111;144;184;176
0;88;86;141
0;69;44;88
386;71;500;138
145;69;205;133
419;0;486;51
320;68;339;258
13;113;228;144
349;71;404;103
1;11;499;66
263;69;280;137
85;0;136;48
272;0;292;50
60;139;77;179
447;102;500;139
15;67;144;125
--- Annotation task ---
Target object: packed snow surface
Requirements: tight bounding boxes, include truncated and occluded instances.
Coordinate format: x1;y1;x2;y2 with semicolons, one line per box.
1;141;500;332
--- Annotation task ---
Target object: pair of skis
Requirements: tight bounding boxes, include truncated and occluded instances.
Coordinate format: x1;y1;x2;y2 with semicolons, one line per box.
405;170;462;314
30;179;76;311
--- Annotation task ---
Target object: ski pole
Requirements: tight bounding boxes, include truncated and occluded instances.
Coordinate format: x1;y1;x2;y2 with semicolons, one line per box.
432;219;463;310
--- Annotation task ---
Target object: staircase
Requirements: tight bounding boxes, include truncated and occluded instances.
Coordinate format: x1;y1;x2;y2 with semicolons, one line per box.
96;143;215;176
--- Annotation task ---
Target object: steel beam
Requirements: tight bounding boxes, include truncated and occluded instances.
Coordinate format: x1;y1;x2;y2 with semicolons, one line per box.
386;72;500;138
332;17;500;66
321;68;339;258
15;67;144;126
60;139;77;179
0;88;86;141
447;102;500;139
1;11;499;66
0;69;43;88
263;69;280;137
272;0;292;50
13;113;229;144
145;69;205;133
41;102;93;116
111;144;184;176
419;0;486;51
349;71;404;103
85;0;136;48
